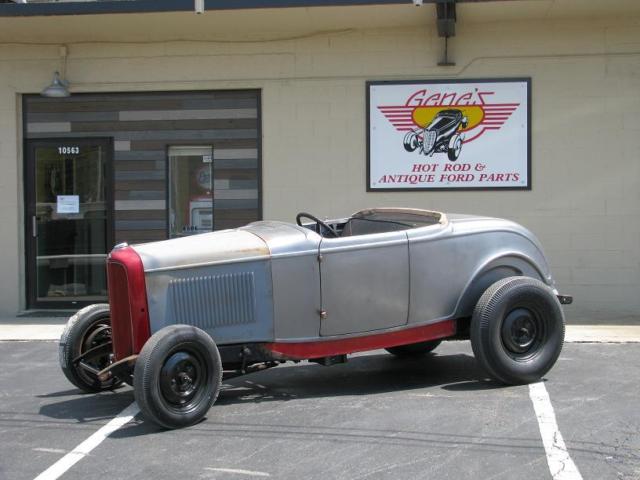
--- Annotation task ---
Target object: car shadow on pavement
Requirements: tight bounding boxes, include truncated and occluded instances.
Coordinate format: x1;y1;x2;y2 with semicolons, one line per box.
215;351;503;405
37;351;505;437
38;388;135;424
108;351;507;438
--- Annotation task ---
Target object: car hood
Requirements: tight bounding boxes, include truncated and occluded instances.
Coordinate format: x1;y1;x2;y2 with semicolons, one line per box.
129;221;317;272
131;229;270;272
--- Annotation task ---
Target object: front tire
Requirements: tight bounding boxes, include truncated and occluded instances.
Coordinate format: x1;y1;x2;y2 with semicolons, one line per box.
447;134;463;161
133;325;222;429
58;303;122;393
403;131;420;152
386;340;441;357
470;277;565;385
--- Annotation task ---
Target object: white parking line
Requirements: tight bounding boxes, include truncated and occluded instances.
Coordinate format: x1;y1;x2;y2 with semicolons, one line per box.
205;468;271;477
529;382;583;480
33;402;139;480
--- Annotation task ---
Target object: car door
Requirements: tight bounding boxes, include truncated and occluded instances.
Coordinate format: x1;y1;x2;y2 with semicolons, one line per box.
318;231;410;336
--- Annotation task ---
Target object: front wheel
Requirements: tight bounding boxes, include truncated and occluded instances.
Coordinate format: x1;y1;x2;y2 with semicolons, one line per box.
134;325;222;429
470;277;565;385
59;304;122;392
447;134;463;161
403;131;420;152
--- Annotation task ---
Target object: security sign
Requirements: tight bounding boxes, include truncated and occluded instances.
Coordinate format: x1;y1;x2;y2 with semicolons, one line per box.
367;78;531;191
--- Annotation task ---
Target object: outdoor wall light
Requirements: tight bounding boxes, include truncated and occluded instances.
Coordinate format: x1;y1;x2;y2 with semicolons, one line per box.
41;71;70;98
436;0;456;66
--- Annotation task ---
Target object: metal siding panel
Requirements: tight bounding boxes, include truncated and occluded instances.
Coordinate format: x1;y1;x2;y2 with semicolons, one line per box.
24;90;261;244
119;108;257;121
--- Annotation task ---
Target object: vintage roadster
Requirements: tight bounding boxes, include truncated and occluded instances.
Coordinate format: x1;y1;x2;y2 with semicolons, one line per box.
403;109;468;161
59;208;571;429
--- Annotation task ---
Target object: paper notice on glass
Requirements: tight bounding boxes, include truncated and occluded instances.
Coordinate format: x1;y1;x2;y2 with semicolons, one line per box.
203;155;212;163
57;195;80;214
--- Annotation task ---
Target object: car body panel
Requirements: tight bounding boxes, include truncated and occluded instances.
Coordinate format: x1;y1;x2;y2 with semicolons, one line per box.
123;209;556;354
319;230;409;336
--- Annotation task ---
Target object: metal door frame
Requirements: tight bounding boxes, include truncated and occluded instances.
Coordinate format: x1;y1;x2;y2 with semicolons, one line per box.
24;137;115;309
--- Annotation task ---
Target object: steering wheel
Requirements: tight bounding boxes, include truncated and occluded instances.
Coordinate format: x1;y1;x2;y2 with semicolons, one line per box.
295;212;339;238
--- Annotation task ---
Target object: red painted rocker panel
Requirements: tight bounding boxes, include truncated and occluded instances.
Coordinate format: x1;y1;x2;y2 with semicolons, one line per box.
263;319;457;360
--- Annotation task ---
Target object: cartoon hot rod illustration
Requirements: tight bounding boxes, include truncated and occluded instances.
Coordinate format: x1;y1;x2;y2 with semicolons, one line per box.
403;109;468;161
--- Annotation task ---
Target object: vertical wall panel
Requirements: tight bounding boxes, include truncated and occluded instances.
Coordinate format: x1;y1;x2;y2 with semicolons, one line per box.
24;91;261;244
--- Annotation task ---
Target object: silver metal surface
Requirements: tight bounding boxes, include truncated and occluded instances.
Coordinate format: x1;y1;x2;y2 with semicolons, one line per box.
145;260;274;344
126;208;559;346
133;229;270;273
168;272;256;328
319;230;409;336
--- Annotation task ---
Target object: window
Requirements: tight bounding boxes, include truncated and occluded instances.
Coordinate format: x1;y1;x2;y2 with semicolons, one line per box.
168;146;214;237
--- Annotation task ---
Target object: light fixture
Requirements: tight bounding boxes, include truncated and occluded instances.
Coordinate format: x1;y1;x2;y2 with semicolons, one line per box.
436;0;456;66
41;71;70;98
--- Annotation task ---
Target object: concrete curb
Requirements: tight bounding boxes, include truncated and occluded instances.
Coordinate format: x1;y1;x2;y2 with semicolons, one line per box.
1;323;640;343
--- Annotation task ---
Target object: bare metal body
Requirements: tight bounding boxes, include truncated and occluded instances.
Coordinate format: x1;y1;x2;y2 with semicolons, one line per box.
132;208;555;345
60;208;570;429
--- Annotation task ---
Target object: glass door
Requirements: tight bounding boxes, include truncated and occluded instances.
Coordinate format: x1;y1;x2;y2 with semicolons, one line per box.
26;138;113;308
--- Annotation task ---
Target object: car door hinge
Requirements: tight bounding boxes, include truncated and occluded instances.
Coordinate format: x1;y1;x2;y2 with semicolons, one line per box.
319;310;328;320
317;254;323;263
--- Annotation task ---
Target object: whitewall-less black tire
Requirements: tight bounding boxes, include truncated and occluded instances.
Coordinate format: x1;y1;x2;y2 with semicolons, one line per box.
58;303;122;392
133;325;222;429
470;276;565;385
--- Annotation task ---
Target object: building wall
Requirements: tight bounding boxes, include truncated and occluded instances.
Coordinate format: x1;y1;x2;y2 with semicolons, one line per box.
0;13;639;321
24;91;261;243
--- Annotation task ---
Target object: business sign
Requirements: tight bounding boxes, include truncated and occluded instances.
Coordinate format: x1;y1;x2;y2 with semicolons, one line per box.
367;78;531;191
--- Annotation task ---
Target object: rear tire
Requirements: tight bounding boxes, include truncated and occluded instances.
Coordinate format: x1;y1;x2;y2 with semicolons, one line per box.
386;340;442;357
470;277;565;385
58;304;122;393
134;325;222;429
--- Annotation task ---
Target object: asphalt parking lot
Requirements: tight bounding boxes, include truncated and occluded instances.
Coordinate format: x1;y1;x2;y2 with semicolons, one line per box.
1;340;638;480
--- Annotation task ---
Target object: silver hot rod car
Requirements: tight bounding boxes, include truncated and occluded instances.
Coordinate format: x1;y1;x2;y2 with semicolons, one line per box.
59;208;571;429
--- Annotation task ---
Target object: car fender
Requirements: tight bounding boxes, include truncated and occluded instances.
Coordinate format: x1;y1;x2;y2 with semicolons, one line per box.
453;252;549;319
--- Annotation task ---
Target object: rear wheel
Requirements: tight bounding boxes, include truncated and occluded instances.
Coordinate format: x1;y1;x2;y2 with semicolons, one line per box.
470;277;565;385
134;325;222;429
59;304;122;392
386;340;442;357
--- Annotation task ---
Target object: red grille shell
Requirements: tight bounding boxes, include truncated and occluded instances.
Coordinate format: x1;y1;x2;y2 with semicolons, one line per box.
106;246;151;360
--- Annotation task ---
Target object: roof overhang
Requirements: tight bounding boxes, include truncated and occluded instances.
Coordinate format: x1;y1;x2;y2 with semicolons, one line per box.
0;0;469;17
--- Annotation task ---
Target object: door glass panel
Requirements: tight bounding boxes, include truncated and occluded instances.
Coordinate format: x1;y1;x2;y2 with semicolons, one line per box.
168;146;214;238
33;143;108;304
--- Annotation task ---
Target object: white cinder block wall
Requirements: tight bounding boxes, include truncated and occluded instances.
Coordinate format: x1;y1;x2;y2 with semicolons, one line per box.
0;10;638;321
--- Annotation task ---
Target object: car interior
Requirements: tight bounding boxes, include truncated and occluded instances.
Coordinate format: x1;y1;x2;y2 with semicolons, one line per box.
296;208;444;238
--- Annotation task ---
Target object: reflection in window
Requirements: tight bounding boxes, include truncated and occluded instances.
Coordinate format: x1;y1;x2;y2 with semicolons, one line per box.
168;146;214;238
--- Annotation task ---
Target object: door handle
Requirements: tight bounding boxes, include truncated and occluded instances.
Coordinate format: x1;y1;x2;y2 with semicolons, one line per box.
32;215;37;237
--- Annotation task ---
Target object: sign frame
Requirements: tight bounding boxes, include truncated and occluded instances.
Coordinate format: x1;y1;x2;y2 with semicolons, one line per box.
366;77;532;192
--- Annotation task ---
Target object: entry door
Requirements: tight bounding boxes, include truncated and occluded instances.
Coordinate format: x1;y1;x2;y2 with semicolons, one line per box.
26;139;113;308
319;232;410;336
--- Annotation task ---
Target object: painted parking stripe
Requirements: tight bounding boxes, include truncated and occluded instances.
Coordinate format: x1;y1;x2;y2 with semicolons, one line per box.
33;402;139;480
205;468;271;477
529;382;583;480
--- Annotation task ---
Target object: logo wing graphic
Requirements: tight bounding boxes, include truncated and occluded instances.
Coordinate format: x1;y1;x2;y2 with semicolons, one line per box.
377;103;519;143
377;106;415;132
